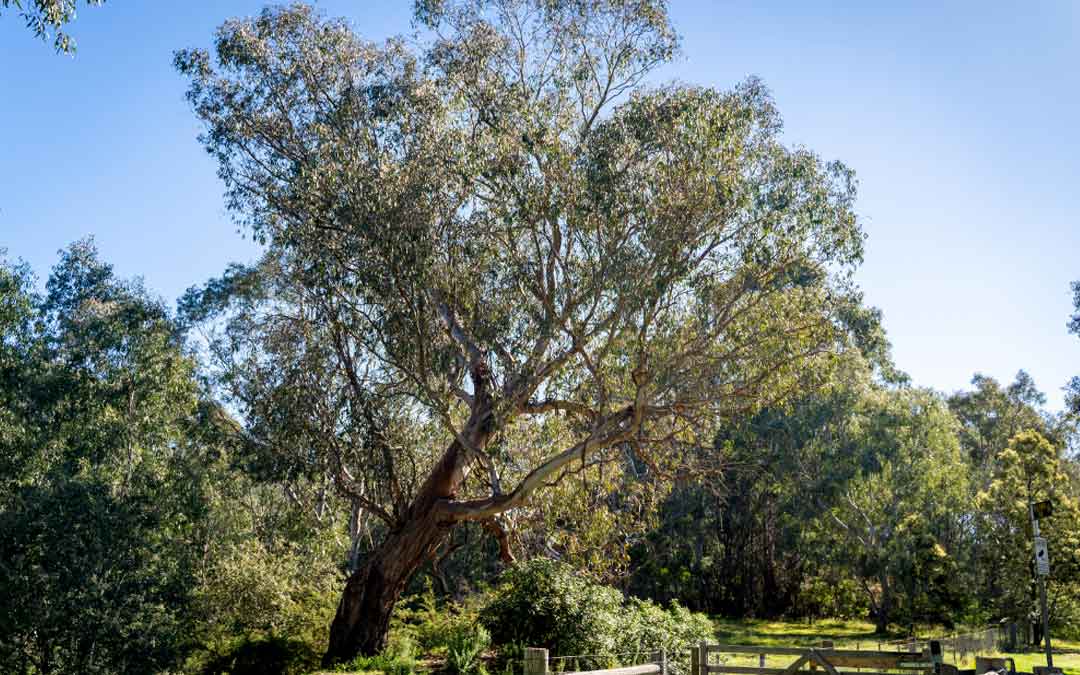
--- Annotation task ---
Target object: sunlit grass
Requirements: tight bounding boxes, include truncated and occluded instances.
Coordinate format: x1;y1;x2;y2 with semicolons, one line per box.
708;619;1080;675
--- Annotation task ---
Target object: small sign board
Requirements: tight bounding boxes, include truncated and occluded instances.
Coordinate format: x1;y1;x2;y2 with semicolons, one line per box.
1034;536;1050;576
1034;500;1054;520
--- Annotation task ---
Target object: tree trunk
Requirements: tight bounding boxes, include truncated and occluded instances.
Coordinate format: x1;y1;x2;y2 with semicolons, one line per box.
322;401;492;666
874;576;892;634
323;510;455;665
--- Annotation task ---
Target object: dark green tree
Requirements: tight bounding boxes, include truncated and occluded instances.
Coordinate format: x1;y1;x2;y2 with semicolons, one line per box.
0;479;191;674
0;241;212;673
948;371;1051;469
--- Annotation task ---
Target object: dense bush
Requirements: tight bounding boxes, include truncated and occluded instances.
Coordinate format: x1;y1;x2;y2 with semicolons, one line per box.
393;585;482;656
480;559;624;657
0;478;195;674
796;575;869;621
189;536;340;652
479;559;712;674
183;527;342;675
389;585;493;675
616;599;713;675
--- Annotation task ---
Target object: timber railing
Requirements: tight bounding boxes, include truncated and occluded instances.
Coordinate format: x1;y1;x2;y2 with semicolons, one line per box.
692;641;954;675
522;642;951;675
523;648;668;675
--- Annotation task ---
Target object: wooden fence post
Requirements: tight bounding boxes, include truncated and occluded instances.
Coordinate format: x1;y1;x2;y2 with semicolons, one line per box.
525;648;549;675
692;642;700;675
659;647;668;675
697;641;709;675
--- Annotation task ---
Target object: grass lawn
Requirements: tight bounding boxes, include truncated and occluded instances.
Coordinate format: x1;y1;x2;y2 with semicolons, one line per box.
709;619;1080;675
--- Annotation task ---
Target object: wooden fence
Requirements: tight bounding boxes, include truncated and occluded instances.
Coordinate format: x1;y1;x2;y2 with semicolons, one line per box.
523;647;667;675
522;642;958;675
694;642;956;675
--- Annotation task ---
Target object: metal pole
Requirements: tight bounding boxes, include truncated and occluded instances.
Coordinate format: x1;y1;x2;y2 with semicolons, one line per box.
1038;578;1052;668
1029;503;1053;669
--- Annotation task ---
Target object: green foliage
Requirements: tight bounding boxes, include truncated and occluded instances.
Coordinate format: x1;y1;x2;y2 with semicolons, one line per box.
480;559;710;674
445;624;491;675
0;241;216;673
386;586;491;675
480;559;624;657
616;599;714;675
0;477;192;674
797;575;869;621
975;429;1080;628
818;387;973;631
336;652;418;675
391;585;485;658
189;536;341;660
0;0;105;53
948;371;1055;469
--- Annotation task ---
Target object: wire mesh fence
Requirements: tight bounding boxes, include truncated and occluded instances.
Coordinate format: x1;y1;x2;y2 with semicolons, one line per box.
544;648;690;675
879;624;1016;665
548;652;658;673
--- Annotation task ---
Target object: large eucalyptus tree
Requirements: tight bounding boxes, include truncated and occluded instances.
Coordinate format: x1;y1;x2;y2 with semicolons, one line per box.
176;0;867;663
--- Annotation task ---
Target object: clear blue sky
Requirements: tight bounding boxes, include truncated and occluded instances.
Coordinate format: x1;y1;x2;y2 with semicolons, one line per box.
2;1;1077;409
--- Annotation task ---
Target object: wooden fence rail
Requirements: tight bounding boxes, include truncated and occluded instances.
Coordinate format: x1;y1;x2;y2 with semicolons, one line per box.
691;642;954;675
523;641;961;675
523;648;668;675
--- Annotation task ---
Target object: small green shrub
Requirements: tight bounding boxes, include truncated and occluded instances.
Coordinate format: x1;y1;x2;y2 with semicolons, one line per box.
336;651;417;675
446;623;492;675
390;581;496;674
393;583;476;655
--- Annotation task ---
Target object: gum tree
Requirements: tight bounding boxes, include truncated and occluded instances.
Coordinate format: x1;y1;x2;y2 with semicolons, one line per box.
176;0;866;663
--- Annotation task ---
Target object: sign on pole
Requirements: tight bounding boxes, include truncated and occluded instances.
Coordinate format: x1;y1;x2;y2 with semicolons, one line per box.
1034;536;1050;576
1034;500;1054;520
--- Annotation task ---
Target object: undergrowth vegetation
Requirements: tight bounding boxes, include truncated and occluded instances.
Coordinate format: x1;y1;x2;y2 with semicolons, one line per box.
312;560;712;675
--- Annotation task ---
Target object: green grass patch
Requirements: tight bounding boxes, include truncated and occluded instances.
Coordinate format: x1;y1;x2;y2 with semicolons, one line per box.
708;619;1080;675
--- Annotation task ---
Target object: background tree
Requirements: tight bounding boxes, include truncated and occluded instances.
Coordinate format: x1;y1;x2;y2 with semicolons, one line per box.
1067;280;1080;415
974;430;1080;640
948;371;1052;470
0;241;210;673
628;350;878;618
176;0;866;662
819;388;970;632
